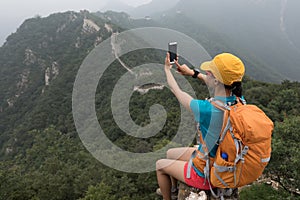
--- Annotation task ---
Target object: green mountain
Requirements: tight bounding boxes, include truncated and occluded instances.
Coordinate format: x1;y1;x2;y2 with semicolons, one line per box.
0;10;114;141
0;10;299;199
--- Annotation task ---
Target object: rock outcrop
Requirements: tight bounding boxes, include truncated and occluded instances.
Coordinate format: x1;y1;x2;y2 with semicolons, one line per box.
178;182;239;200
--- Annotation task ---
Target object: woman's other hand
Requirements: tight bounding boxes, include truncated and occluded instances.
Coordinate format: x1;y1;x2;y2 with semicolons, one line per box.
174;60;193;76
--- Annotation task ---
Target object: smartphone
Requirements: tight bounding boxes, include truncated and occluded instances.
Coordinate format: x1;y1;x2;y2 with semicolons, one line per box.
168;42;177;64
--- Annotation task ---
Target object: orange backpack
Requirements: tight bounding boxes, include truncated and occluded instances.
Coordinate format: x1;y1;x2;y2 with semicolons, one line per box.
189;97;274;190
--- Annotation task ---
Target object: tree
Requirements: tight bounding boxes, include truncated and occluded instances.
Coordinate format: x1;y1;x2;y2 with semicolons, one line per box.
267;116;300;196
80;182;116;200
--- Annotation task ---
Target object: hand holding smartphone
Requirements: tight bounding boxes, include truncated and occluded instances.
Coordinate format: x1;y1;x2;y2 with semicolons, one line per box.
168;42;177;64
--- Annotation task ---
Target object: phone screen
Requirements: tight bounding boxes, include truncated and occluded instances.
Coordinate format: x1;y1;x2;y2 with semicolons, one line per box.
168;42;177;63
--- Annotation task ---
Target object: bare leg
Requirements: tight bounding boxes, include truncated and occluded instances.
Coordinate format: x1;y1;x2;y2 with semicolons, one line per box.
156;159;186;200
171;177;177;191
167;147;197;190
167;147;197;161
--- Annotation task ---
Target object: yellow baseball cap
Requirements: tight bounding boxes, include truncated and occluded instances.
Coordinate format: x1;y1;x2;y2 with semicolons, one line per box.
200;53;245;86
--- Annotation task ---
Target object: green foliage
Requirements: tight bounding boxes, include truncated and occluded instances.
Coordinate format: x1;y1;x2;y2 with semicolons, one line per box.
0;127;106;200
268;89;300;120
267;116;300;194
239;184;295;200
81;182;116;200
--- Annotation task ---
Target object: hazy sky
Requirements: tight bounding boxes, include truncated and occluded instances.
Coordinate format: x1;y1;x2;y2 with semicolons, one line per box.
0;0;151;45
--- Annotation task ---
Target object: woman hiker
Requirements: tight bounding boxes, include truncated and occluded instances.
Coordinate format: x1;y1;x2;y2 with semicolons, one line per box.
156;52;245;200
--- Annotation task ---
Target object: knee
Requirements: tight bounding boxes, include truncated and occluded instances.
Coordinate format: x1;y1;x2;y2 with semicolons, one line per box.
166;148;175;159
156;158;177;172
156;159;164;170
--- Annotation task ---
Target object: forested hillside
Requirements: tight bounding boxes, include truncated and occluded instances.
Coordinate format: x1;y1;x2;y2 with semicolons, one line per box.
0;10;299;199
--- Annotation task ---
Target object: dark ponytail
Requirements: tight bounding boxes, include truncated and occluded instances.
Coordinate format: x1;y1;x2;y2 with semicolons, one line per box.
225;82;242;97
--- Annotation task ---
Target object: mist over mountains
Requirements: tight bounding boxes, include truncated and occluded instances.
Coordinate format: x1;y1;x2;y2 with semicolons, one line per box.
101;0;134;13
168;0;300;81
99;0;180;18
129;0;180;18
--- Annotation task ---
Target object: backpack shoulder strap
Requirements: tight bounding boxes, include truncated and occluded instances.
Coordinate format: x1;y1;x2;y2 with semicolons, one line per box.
209;98;231;111
209;98;231;143
237;97;247;105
